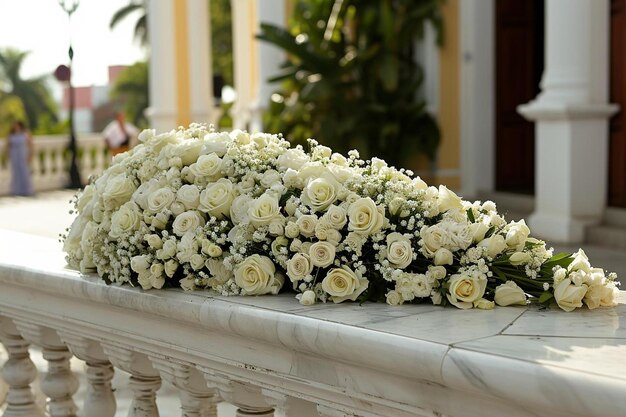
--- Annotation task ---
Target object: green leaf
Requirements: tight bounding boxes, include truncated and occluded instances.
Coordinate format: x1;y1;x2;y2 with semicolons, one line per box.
538;291;554;304
379;54;399;91
466;208;475;223
484;226;495;239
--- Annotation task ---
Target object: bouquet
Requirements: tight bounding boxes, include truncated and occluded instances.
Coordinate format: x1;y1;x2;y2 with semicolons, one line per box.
63;124;619;311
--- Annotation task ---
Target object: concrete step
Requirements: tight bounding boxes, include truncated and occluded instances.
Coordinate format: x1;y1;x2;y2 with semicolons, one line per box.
586;224;626;251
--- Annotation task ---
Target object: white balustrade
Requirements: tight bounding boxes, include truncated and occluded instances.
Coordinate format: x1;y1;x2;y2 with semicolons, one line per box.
1;230;626;417
0;133;109;195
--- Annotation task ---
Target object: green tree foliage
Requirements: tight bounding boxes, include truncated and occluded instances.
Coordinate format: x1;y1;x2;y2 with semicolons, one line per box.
258;0;443;166
110;61;149;128
110;1;147;45
0;48;58;132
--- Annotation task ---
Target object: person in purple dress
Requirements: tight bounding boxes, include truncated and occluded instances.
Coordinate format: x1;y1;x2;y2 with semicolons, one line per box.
7;120;34;196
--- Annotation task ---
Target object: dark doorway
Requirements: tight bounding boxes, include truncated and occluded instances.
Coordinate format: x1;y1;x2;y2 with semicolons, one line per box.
609;0;626;207
495;0;544;194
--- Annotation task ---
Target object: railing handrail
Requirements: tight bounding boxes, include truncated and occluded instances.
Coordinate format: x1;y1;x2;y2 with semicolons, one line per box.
1;229;625;417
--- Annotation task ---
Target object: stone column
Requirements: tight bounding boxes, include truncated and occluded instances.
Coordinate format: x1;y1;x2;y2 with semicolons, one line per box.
147;0;214;131
230;0;286;131
518;0;618;243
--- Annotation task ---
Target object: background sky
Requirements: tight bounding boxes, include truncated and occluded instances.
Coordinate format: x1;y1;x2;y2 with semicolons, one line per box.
0;0;146;90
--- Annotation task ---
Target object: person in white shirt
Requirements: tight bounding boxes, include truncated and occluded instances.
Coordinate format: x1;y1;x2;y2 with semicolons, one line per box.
103;112;139;155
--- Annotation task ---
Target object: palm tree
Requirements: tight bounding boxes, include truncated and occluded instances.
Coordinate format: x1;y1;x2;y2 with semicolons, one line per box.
110;1;148;46
110;61;149;128
0;49;58;130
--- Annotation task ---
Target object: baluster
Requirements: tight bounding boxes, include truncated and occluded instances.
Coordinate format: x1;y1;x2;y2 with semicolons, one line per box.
102;344;161;417
58;332;116;417
202;370;274;417
0;316;46;417
262;390;320;417
151;357;219;417
15;321;79;417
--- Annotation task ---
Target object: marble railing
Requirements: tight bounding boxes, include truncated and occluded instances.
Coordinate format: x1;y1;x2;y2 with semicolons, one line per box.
0;134;109;195
1;229;626;417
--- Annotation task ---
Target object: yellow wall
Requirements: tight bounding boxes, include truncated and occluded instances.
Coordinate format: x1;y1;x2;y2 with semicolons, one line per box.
435;0;460;190
174;0;191;127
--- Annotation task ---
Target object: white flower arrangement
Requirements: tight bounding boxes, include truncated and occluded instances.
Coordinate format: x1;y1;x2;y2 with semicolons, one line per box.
63;124;620;311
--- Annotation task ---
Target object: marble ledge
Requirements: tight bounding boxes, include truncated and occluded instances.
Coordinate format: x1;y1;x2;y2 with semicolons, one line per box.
1;230;626;417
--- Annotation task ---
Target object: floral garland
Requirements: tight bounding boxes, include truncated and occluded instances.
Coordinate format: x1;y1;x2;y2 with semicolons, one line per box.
63;124;620;311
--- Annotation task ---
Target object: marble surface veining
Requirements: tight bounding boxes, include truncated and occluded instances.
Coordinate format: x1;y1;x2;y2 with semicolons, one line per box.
1;230;626;417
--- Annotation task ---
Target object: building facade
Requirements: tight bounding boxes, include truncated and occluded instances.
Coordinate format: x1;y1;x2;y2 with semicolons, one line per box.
146;0;625;244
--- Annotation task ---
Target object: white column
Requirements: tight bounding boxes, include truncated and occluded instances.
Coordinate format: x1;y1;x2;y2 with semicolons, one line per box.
147;0;214;131
249;0;286;132
187;0;214;125
230;0;285;131
147;0;177;131
518;0;618;243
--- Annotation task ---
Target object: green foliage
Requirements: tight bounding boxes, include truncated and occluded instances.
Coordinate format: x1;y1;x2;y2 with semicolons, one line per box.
210;0;234;86
258;0;443;166
110;1;147;45
0;95;26;137
110;62;149;128
0;48;58;132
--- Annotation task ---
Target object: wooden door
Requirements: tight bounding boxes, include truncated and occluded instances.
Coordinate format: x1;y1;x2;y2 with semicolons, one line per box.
610;0;626;207
495;0;544;194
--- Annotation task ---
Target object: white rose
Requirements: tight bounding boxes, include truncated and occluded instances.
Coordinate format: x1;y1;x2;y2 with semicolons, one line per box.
437;185;463;213
481;200;497;212
324;205;347;229
170;201;186;216
347;197;385;236
206;258;233;284
202;132;232;157
505;220;530;250
568;249;592;273
268;219;285;236
326;229;342;245
248;194;280;227
286;253;313;282
271;236;289;258
554;278;588;312
157;239;177;260
145;234;163;249
190;153;222;178
509;252;531;266
199;178;234;219
177;184;200;210
309;241;336;268
278;148;310;171
130;255;150;275
494;281;527;306
473;298;495;310
235;255;283;295
478;235;507;259
433;248;453;266
301;176;340;212
164;260;178;278
77;184;95;214
446;272;487;309
148;187;175;214
469;221;489;243
427;265;447;281
145;130;177;152
201;240;223;258
174;139;203;166
327;163;357;183
321;266;369;303
251;132;271;148
230;195;253;225
189;253;205;270
420;225;448;257
149;263;165;289
110;201;141;238
102;174;136;210
388;197;406;217
283;168;303;189
229;129;250;144
386;233;413;269
296;215;317;238
285;222;300;239
584;282;619;309
172;210;205;236
312;145;332;160
298;290;316;305
386;290;403;305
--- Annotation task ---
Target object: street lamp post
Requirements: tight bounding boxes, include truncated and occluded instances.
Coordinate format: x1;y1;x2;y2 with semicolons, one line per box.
58;0;82;189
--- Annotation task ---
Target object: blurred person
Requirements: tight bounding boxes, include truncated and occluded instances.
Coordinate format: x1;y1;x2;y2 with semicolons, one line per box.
103;112;139;155
7;120;34;196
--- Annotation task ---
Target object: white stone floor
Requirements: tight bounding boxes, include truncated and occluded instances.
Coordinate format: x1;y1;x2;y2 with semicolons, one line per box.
0;190;625;416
